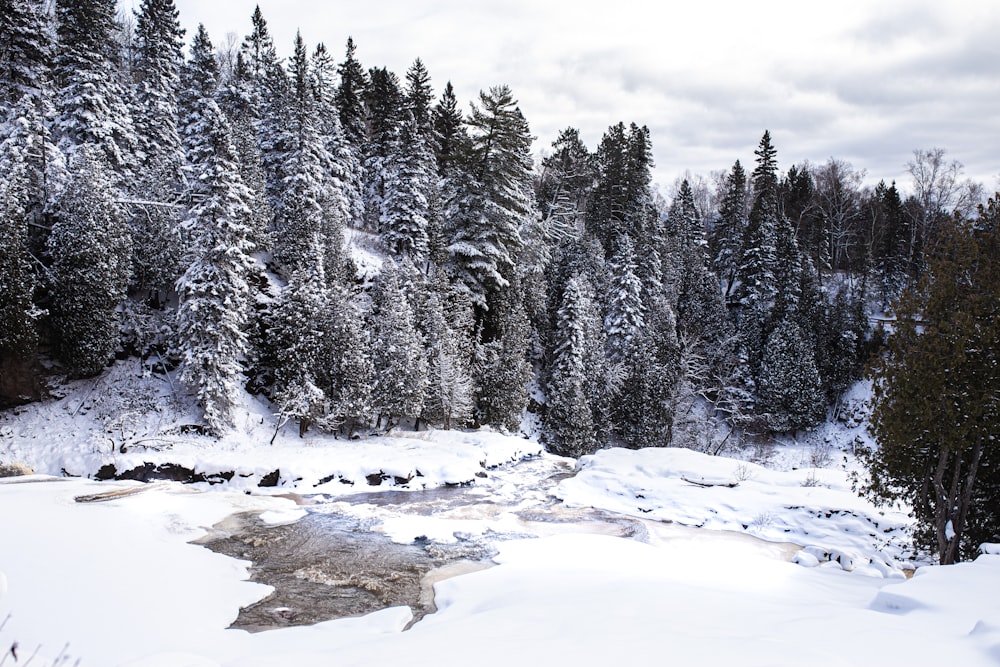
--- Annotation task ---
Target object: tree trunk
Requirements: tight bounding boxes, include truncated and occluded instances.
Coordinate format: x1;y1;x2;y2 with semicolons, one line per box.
931;448;951;563
942;438;985;565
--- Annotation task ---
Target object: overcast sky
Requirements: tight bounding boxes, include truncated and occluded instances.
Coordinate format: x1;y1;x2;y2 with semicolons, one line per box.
148;0;999;196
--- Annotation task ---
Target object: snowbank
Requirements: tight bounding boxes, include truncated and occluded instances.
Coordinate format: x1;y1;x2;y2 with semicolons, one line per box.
556;446;915;574
1;476;997;667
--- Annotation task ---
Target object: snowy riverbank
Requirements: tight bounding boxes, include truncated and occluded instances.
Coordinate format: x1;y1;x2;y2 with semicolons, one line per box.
1;429;999;666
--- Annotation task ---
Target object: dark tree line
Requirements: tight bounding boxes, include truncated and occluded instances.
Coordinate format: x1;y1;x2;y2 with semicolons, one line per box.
0;0;992;524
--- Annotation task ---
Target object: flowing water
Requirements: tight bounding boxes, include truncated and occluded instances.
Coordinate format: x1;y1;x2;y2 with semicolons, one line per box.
198;455;798;632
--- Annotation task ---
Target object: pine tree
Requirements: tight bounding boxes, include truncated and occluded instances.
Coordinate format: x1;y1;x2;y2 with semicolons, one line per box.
48;146;132;377
0;141;38;362
614;300;680;448
362;66;404;231
381;114;432;261
334;37;367;227
320;282;373;431
335;37;367;148
711;160;748;298
217;51;271;248
0;93;66;245
536;127;594;241
404;58;434;141
269;31;330;278
676;249;734;369
311;43;361;233
421;289;474;429
270;259;334;436
864;201;1000;564
586;122;628;253
475;289;533;432
0;0;54;111
447;85;532;312
545;275;600;456
179;24;218;120
131;0;184;173
53;0;138;176
431;80;469;177
756;316;825;433
734;131;781;309
733;131;784;378
239;5;277;91
668;179;704;248
176;42;255;434
604;235;645;364
368;262;428;427
866;180;911;307
545;233;608;353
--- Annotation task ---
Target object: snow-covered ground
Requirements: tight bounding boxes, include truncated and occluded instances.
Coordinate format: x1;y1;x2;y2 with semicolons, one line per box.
2;423;1000;666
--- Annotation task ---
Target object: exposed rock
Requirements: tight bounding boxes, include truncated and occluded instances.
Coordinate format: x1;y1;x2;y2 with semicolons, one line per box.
0;357;43;409
0;462;33;477
366;472;388;486
259;470;281;487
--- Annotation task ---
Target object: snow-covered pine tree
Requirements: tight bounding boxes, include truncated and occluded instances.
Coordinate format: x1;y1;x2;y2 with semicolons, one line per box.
586;122;629;254
0;0;54;111
176;28;255;434
381;111;435;261
256;52;291;220
756;315;825;433
614;300;681;448
48;146;132;377
431;81;470;178
668;179;704;249
771;214;804;321
711;160;749;300
447;85;532;313
545;233;608;355
124;1;185;298
0;94;66;245
0;116;47;403
867;180;910;307
331;37;367;227
269;257;335;436
588;122;660;285
0;1;65;233
420;289;474;429
311;43;361;235
131;0;184;175
734;131;781;309
733;131;783;377
404;58;435;142
604;235;645;364
362;66;404;232
536;127;594;241
217;51;271;249
475;287;533;432
53;0;138;177
368;261;428;428
544;274;601;456
269;32;329;278
178;23;218;120
320;282;373;432
239;5;277;94
335;37;367;150
0;143;38;363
